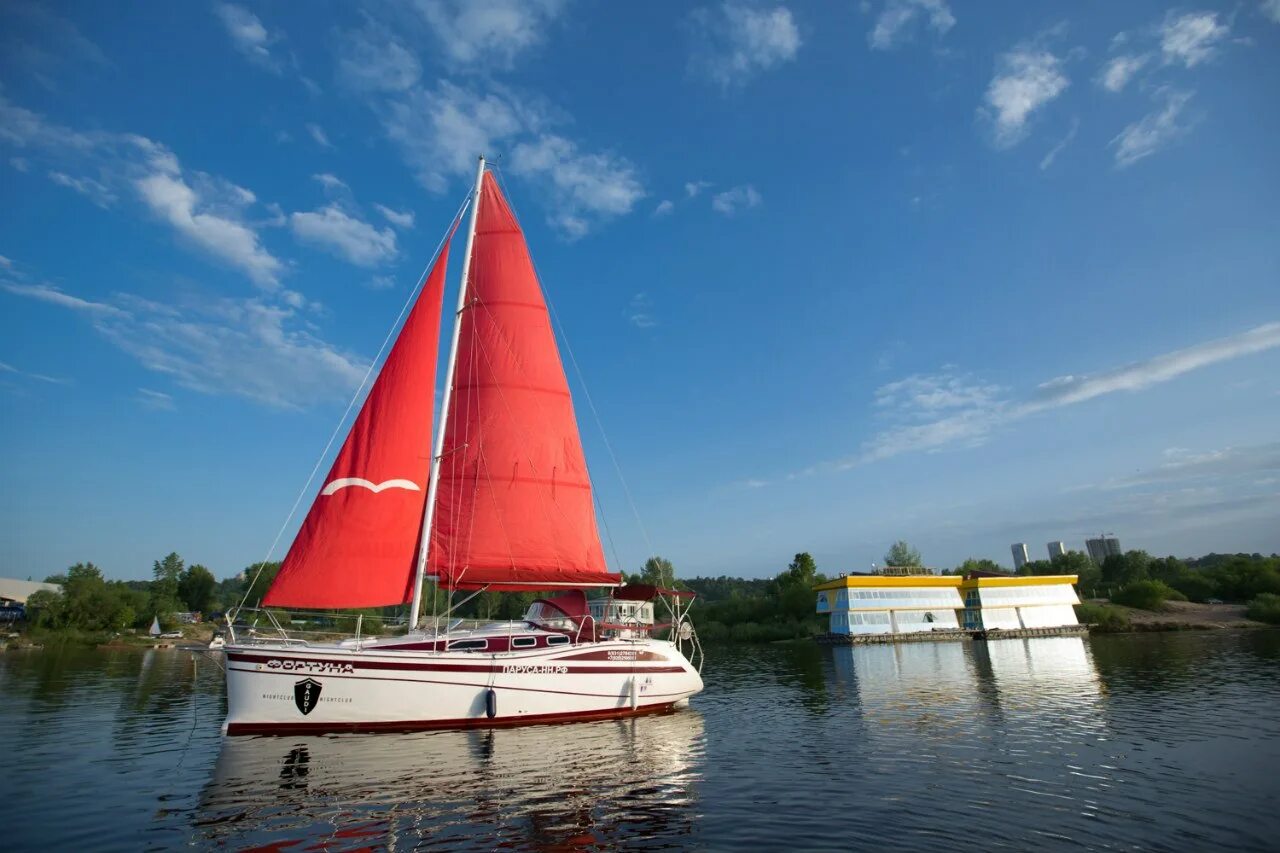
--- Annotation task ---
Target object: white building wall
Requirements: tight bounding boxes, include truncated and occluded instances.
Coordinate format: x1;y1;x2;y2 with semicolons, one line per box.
1016;604;1079;628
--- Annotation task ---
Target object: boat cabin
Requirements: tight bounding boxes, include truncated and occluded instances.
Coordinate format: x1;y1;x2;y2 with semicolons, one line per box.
588;598;654;639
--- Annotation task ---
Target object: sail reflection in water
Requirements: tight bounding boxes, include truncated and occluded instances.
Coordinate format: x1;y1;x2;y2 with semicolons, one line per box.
197;708;705;850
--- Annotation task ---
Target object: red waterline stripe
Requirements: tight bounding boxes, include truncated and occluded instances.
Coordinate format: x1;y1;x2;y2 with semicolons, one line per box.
225;701;680;736
226;666;695;701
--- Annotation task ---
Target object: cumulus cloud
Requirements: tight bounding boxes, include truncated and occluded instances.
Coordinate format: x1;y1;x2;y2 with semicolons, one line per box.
1111;88;1194;168
417;0;567;68
983;46;1069;148
509;134;645;237
710;184;762;215
806;322;1280;472
1159;11;1229;68
0;95;287;289
290;205;398;267
1097;54;1149;93
381;81;528;193
868;0;955;50
1263;0;1280;25
690;2;801;87
685;180;712;198
653;199;675;217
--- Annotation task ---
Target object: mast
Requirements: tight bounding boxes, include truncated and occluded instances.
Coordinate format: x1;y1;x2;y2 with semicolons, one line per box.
409;155;486;629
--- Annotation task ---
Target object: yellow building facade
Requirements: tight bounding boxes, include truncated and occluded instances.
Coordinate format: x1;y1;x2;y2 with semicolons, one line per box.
815;573;1080;637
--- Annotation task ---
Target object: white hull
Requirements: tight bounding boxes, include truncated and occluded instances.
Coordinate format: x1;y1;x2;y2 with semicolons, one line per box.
224;637;703;734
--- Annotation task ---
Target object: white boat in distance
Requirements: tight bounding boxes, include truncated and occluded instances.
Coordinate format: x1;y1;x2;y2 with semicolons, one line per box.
223;158;704;734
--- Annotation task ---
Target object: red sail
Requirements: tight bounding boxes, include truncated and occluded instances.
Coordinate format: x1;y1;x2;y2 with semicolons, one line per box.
429;173;617;591
264;241;451;609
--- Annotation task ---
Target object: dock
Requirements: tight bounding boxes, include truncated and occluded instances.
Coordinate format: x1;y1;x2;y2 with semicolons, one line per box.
815;625;1090;645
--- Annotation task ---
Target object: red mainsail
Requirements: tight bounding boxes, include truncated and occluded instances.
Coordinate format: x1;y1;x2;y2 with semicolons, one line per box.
264;241;451;609
429;173;617;591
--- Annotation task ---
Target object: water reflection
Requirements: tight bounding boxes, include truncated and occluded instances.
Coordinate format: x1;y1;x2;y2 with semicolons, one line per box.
197;708;706;850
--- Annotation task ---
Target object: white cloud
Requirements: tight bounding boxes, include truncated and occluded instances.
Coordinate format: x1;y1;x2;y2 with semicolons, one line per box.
811;322;1280;472
710;184;762;215
290;205;398;267
2;281;126;316
10;157;30;172
0;360;70;385
1159;11;1229;68
1111;89;1194;168
135;388;175;411
685;180;712;198
366;275;397;291
5;279;368;409
335;23;421;92
983;47;1069;148
1039;116;1079;170
0;255;11;268
627;292;656;329
1263;0;1280;25
691;2;801;87
653;199;675;216
48;170;115;207
1097;54;1149;93
417;0;567;68
381;81;528;193
374;203;415;229
509;134;645;237
306;123;333;149
312;172;348;193
214;3;279;71
136;165;284;288
1;96;286;289
868;0;955;50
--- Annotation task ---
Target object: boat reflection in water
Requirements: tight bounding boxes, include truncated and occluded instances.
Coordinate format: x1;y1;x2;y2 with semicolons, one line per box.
196;707;705;850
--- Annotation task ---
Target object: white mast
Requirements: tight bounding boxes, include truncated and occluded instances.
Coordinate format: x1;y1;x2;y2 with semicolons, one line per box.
409;155;486;630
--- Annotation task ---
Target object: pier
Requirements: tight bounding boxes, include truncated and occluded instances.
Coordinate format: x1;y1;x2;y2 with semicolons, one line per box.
815;624;1090;645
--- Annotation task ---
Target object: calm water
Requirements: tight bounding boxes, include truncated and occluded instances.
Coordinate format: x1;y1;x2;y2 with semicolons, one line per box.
2;632;1279;851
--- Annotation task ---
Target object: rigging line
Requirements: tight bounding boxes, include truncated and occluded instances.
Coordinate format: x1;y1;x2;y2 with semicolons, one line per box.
236;193;472;616
490;165;657;567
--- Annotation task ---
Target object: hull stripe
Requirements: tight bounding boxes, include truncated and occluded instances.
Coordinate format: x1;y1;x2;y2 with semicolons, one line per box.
227;652;685;676
227;665;692;700
225;701;680;736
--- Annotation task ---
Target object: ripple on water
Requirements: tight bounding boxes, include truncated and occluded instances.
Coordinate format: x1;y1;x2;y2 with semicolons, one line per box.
0;632;1278;850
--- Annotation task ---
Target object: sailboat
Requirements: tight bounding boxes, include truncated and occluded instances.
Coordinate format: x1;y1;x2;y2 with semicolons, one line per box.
222;158;704;734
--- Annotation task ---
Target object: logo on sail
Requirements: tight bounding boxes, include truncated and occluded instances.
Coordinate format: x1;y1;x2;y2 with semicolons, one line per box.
293;678;323;715
321;478;420;496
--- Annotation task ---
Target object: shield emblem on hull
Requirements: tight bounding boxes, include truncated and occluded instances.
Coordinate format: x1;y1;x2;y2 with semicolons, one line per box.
293;678;323;715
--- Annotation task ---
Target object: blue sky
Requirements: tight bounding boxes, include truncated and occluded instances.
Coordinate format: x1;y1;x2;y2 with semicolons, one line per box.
2;1;1278;582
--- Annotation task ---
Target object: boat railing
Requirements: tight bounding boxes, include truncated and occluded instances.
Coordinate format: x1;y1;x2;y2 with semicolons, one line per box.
226;606;412;647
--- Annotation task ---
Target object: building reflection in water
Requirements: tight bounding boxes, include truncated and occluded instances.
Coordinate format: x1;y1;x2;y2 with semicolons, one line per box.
830;637;1105;742
196;707;705;850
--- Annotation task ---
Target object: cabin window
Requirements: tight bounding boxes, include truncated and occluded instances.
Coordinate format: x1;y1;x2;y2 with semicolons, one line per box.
546;635;570;646
447;639;488;651
512;636;537;649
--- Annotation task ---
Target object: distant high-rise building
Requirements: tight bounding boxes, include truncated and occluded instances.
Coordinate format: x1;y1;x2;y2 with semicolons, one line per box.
1011;542;1029;571
1086;535;1122;565
1047;541;1067;561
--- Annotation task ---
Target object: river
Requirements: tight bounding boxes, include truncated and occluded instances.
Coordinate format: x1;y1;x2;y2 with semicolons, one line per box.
1;631;1277;851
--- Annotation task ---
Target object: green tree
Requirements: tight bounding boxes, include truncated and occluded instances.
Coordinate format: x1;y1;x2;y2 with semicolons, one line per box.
955;558;1007;576
240;561;282;606
178;564;216;613
1101;550;1151;592
884;540;922;567
639;556;676;587
152;552;184;599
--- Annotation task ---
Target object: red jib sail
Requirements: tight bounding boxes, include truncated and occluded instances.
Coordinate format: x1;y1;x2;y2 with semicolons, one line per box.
429;173;617;591
263;240;451;609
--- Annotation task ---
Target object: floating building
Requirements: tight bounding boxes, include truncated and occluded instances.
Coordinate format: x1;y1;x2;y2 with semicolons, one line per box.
1047;541;1067;560
815;571;1080;639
